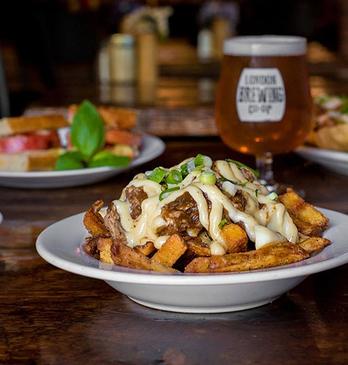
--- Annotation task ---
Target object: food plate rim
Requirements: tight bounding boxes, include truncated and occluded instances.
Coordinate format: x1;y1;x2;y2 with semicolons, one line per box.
36;208;348;285
0;134;164;178
296;146;348;162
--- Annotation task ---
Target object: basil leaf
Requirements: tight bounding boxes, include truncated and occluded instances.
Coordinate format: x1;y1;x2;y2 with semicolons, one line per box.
55;151;85;170
88;151;130;168
71;100;105;159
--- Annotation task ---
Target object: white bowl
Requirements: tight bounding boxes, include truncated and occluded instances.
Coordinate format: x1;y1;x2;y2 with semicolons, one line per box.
296;146;348;176
0;134;164;188
36;208;348;313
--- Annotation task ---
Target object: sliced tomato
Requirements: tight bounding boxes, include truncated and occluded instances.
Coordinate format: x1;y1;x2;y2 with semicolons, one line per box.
105;129;142;147
0;131;60;153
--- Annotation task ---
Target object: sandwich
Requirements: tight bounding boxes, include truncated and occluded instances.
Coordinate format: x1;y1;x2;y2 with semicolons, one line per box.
0;102;142;172
0;115;68;171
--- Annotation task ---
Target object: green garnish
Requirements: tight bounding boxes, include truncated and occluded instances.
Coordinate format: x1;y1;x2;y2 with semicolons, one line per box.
55;151;85;170
267;192;278;201
71;100;105;159
226;159;260;178
194;154;205;166
193;165;205;172
218;177;248;187
55;100;130;170
255;189;259;197
166;169;183;184
180;163;189;178
218;219;228;229
199;171;216;185
88;151;130;168
148;167;167;183
159;186;180;201
194;154;212;168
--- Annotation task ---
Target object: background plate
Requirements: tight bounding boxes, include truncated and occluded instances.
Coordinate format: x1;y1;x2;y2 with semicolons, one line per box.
0;134;165;188
296;146;348;176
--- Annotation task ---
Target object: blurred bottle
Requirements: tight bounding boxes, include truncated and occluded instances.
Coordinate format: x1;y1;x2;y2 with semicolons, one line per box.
198;1;239;60
137;32;158;85
97;41;110;84
212;17;231;59
109;34;136;83
197;29;214;61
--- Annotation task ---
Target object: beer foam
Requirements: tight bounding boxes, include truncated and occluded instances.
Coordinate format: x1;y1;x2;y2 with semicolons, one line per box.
224;36;306;56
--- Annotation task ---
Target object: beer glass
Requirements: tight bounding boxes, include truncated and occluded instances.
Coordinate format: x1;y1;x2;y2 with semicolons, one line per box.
215;36;312;190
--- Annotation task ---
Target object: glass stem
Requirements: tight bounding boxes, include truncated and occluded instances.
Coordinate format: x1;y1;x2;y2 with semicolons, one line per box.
256;152;277;191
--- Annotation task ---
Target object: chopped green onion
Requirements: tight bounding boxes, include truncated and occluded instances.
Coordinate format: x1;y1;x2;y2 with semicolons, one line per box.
218;177;247;187
193;165;205;172
159;186;180;201
199;171;216;185
218;219;228;229
194;154;213;168
194;154;205;166
226;159;260;178
147;167;167;183
187;159;196;173
255;189;259;197
166;169;183;184
267;192;278;201
180;163;189;178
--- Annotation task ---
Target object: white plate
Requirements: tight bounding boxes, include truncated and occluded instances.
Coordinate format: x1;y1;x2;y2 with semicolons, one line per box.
296;146;348;176
36;208;348;313
0;135;165;188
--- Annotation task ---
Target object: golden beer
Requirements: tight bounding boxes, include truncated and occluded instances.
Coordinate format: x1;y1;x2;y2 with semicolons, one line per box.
216;36;312;156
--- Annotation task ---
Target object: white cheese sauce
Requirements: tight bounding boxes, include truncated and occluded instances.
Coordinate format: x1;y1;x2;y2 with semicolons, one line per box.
112;159;298;255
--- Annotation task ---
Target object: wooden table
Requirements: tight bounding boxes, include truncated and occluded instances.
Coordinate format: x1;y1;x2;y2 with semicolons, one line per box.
1;137;348;365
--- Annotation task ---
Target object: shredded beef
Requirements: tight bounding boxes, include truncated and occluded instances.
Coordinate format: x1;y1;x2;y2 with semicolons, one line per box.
84;236;100;259
125;186;148;219
158;192;202;235
240;167;255;182
230;190;247;212
104;203;128;249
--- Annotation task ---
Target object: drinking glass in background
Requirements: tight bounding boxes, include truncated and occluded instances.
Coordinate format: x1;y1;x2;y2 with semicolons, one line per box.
215;36;312;190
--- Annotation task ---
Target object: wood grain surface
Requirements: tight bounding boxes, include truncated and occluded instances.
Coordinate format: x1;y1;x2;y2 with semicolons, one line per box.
1;138;348;365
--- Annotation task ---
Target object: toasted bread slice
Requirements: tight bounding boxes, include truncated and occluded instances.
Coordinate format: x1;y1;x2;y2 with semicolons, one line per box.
68;105;137;130
0;148;61;171
0;115;68;137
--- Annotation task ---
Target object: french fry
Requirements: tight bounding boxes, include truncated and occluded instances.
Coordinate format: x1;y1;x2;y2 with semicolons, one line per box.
151;234;187;267
298;236;331;254
279;189;329;236
186;239;211;257
83;200;109;236
97;237;114;264
111;242;177;273
135;241;156;256
185;242;309;273
221;223;248;253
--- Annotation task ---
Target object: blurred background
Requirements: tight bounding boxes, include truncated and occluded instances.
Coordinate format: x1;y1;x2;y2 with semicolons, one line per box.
0;0;346;117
